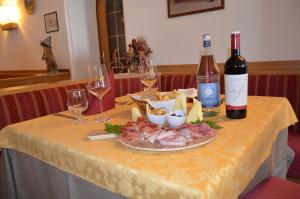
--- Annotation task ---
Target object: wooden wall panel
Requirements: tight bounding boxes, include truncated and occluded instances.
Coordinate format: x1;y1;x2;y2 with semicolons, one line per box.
157;60;300;75
0;69;70;79
0;70;70;89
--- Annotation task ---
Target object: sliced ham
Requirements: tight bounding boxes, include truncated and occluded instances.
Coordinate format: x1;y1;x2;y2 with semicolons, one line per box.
183;123;215;138
180;128;192;141
156;130;178;140
120;118;216;146
141;125;160;138
122;132;141;142
159;136;187;146
145;130;164;143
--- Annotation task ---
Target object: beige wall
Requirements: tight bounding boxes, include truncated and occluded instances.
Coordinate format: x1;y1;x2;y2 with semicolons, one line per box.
64;0;100;80
0;0;70;71
0;0;100;80
123;0;300;64
1;0;299;74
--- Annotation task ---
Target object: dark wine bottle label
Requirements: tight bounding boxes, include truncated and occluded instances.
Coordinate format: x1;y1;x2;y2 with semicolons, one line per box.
197;82;220;108
224;74;248;110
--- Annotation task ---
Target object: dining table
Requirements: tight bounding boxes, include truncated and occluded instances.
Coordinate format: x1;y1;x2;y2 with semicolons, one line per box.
0;95;298;199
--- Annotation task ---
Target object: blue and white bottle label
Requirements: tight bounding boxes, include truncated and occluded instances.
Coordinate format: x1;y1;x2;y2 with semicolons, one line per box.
198;83;220;108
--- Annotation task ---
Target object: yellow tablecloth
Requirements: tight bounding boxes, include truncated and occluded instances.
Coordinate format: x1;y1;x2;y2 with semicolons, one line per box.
0;96;297;199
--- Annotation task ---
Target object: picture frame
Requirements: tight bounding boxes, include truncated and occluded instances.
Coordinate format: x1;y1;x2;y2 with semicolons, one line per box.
168;0;225;18
44;12;59;33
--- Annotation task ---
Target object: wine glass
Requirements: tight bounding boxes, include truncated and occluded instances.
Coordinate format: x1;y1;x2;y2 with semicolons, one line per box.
139;61;158;94
66;89;88;124
87;64;111;123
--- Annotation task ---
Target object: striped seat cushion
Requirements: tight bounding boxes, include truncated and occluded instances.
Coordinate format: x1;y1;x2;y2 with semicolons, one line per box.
115;78;142;97
0;84;85;130
114;76;161;97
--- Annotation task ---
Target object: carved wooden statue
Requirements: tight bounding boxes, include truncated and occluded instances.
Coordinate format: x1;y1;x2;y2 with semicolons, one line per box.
40;36;58;74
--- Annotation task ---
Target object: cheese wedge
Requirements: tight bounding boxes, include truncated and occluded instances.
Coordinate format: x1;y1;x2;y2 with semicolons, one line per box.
179;93;187;113
172;93;187;113
187;98;203;123
131;107;142;122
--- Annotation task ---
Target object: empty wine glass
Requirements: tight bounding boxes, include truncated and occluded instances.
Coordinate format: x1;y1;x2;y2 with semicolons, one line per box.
139;60;158;93
67;89;88;124
87;64;111;123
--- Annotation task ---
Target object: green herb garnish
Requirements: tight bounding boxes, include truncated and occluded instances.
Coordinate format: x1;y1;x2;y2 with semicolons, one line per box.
104;123;123;135
190;120;223;129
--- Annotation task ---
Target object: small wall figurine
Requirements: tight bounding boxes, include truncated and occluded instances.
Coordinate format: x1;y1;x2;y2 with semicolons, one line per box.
40;36;58;74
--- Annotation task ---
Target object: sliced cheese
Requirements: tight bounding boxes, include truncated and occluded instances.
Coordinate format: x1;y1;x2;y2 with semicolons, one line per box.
195;99;204;122
172;93;187;113
187;98;203;123
179;93;187;113
173;95;181;111
131;107;142;122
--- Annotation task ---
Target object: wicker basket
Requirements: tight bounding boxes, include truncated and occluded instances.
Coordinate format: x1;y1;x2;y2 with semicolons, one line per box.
129;94;176;114
129;96;152;113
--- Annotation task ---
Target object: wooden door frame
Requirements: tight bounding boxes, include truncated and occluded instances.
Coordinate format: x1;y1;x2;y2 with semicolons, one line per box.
96;0;110;67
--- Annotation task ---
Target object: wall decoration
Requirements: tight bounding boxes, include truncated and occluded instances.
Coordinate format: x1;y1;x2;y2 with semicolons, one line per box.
168;0;224;18
24;0;36;15
40;36;58;74
44;12;59;33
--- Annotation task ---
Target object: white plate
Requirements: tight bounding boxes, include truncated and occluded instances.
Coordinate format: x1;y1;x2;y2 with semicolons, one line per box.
117;133;217;152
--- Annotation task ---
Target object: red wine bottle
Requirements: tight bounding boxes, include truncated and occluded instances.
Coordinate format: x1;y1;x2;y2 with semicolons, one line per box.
224;31;248;119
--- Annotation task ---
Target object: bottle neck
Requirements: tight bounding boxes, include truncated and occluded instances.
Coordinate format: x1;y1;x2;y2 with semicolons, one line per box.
231;49;240;56
203;45;213;56
231;33;240;56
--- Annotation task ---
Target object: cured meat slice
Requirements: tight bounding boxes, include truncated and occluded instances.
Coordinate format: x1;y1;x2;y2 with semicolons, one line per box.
156;130;178;141
120;118;216;146
159;136;187;146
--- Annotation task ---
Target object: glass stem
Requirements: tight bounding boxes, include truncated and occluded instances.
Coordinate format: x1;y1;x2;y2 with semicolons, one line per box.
77;113;82;121
98;97;103;120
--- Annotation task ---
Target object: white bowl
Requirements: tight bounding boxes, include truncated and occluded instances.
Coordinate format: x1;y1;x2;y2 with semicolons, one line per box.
147;98;176;112
166;110;187;127
146;110;167;125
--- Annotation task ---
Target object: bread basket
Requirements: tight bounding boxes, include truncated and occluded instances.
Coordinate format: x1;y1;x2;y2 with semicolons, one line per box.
128;93;176;113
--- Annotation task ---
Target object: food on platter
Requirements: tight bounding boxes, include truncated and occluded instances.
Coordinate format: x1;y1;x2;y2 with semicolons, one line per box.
131;107;143;122
150;108;167;115
170;113;183;117
147;98;176;112
172;93;187;113
178;88;197;99
118;117;217;149
128;92;176;113
156;90;178;101
146;104;167;125
166;110;186;127
104;123;123;134
187;98;203;123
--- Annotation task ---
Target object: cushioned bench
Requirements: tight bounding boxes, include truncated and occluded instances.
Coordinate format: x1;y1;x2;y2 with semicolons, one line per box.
0;83;86;130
